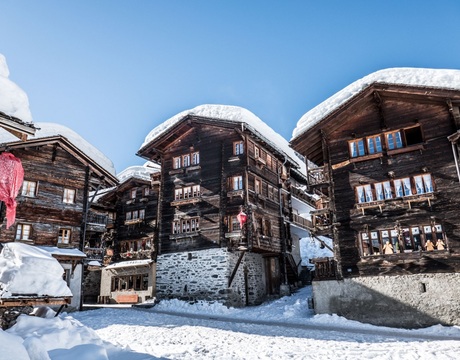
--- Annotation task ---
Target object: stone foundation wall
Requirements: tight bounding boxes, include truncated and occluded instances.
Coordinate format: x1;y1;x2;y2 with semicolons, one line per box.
156;248;267;307
312;273;460;328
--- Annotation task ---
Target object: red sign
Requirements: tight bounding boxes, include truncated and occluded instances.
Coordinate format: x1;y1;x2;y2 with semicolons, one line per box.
0;153;24;229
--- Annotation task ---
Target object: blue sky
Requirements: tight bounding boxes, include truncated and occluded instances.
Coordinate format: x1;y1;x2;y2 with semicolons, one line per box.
2;1;460;173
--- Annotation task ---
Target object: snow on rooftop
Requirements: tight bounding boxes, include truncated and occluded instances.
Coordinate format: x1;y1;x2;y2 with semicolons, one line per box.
0;122;116;176
0;242;72;298
105;259;152;270
141;104;306;173
117;161;160;183
0;54;33;123
292;67;460;141
36;246;86;258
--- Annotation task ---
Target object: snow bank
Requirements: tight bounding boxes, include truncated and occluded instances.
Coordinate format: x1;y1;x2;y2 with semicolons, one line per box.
0;242;71;298
299;235;333;267
292;67;460;140
0;54;33;123
117;161;160;183
140;104;306;173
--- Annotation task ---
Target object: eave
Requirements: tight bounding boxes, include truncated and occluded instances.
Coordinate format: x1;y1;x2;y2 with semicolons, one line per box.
0;111;36;140
0;135;118;187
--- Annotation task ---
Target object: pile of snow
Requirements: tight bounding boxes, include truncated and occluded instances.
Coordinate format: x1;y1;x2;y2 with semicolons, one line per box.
0;122;116;176
0;54;33;123
117;161;160;183
292;67;460;140
2;310;153;360
140;104;306;173
0;242;71;298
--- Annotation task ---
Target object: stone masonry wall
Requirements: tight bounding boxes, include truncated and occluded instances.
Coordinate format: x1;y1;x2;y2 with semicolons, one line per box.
156;248;266;307
312;273;460;328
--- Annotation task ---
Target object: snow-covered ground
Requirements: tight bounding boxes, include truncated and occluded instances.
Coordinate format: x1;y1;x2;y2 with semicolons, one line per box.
2;286;460;359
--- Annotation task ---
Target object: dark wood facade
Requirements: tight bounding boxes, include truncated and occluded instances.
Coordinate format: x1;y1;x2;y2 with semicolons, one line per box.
95;171;160;263
0;136;117;249
291;82;460;279
138;115;309;291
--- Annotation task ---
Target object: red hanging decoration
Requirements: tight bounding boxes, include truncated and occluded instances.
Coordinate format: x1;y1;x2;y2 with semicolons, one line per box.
237;211;247;228
0;153;24;229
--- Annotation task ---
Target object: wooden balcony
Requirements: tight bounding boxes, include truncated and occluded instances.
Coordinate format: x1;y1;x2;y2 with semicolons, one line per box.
171;197;202;207
311;257;337;280
307;165;330;187
291;213;313;231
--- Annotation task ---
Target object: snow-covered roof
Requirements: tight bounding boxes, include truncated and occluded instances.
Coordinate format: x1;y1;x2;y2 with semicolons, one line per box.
105;259;153;270
36;246;86;258
292;67;460;141
140;104;306;173
0;242;72;298
0;122;116;176
117;161;160;183
0;54;33;123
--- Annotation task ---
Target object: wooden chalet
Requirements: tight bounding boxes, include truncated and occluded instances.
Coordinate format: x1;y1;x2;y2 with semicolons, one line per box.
96;164;160;304
137;105;310;306
0;122;118;309
291;68;460;327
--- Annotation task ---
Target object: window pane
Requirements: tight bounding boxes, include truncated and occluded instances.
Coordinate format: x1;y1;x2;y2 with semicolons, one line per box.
387;133;394;150
374;183;384;200
423;174;433;192
367;138;375;154
394;180;403;197
356;186;365;203
349;142;357;158
357;139;365;156
402;178;412;196
383;181;392;199
364;184;373;202
375;136;382;152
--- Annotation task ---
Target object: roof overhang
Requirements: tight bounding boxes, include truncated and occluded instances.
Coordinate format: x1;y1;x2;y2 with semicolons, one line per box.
0;111;36;140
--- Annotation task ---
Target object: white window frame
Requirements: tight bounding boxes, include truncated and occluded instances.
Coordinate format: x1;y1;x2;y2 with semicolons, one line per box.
232;176;243;190
63;188;76;204
21;180;37;197
15;223;31;241
58;228;71;245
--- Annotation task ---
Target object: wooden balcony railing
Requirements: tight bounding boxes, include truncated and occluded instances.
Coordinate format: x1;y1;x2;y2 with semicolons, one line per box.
307;165;330;187
311;257;337;280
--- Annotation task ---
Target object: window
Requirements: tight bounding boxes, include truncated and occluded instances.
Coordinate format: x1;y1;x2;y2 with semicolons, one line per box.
356;184;373;203
172;217;200;234
385;126;423;150
234;141;244;155
360;223;445;256
173;157;181;169
228;215;241;232
21;180;37;197
58;228;71;244
126;212;132;221
393;177;412;197
374;181;392;201
175;185;200;200
192;152;200;165
139;209;145;219
349;126;423;159
414;174;434;194
63;188;76;204
385;131;403;150
131;189;137;199
349;139;365;158
132;210;139;220
111;274;148;291
255;179;261;194
15;224;31;241
367;135;382;155
232;176;243;190
175;189;182;200
144;187;150;196
183;154;191;167
254;146;260;158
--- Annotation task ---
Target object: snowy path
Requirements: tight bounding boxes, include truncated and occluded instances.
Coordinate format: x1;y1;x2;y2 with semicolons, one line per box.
74;306;460;360
133;307;460;342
